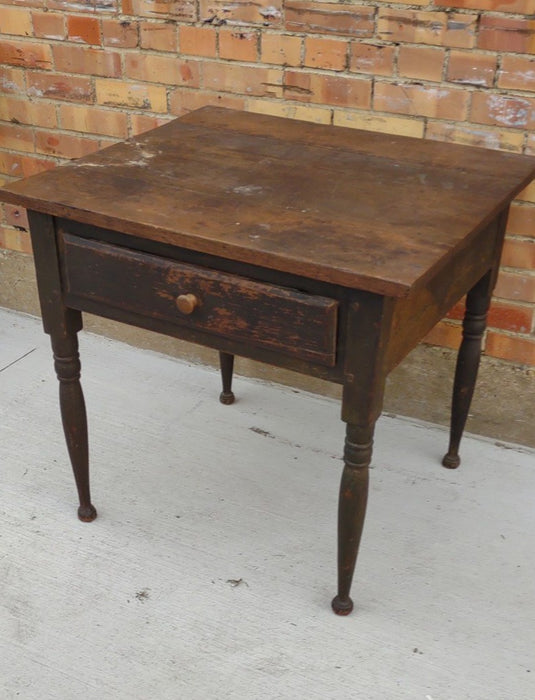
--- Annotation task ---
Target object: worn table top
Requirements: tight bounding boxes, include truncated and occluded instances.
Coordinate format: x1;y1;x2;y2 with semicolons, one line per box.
2;107;534;297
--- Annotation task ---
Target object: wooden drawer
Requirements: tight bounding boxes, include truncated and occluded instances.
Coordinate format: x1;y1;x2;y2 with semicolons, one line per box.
61;234;338;366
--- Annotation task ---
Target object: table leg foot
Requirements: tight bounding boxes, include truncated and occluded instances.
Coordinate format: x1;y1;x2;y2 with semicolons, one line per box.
442;452;461;469
219;390;235;405
219;352;235;405
331;595;354;616
78;504;97;522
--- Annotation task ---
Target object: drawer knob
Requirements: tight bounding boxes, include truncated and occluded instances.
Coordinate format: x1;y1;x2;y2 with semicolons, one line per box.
175;293;199;315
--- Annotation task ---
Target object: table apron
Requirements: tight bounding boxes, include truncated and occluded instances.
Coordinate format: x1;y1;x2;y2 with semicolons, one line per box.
59;231;345;379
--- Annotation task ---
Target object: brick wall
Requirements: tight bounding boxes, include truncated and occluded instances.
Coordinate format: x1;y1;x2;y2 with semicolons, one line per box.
0;0;534;366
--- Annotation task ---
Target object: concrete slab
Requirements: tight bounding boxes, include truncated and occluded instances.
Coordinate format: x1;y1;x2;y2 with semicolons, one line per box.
1;307;534;699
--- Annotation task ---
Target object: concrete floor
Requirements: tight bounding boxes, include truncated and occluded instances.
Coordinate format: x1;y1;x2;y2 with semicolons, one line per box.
1;307;534;700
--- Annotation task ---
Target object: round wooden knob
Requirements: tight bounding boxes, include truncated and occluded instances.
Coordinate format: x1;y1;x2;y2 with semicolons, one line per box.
175;293;199;315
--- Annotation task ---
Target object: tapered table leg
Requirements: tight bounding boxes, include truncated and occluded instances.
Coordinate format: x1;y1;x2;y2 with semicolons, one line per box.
219;351;235;405
52;331;96;522
27;210;96;522
442;272;492;469
332;423;374;616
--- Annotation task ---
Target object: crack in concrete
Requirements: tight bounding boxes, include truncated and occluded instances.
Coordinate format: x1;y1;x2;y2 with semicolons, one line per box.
0;347;36;374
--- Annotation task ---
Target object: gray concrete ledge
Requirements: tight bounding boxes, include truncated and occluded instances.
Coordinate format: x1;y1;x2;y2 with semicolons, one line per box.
2;248;534;448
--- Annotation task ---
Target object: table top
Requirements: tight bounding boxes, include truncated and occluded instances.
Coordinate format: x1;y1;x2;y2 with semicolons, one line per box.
2;107;534;297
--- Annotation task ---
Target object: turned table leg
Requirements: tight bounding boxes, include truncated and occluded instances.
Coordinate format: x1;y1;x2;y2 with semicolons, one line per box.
219;351;235;405
332;423;374;616
332;295;392;615
28;210;96;522
443;271;492;469
52;331;96;522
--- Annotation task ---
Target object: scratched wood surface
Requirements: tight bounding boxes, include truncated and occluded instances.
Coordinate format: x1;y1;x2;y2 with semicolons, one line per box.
61;233;338;366
1;107;534;296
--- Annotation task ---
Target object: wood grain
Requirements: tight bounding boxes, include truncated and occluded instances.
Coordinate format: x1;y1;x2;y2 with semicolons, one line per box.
61;233;338;366
2;107;534;296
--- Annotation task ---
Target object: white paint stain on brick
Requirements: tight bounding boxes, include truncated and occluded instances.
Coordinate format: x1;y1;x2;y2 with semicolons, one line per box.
26;86;44;98
259;6;281;20
0;78;21;93
503;69;535;86
488;95;531;128
41;32;65;41
451;77;488;86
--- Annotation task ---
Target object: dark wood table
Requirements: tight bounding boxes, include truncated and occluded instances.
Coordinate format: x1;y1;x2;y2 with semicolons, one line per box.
2;107;534;615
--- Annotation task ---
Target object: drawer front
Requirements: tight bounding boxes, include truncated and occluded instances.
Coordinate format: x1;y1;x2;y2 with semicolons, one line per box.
61;234;338;366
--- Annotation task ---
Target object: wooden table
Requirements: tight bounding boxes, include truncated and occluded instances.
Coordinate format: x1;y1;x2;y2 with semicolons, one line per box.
2;107;534;615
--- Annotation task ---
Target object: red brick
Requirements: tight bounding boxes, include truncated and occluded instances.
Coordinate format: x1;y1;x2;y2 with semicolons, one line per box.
0;66;25;95
398;46;445;82
3;204;29;231
436;0;534;13
374;82;469;120
60;104;128;138
130;114;173;136
140;21;177;52
179;26;217;57
507;204;535;238
219;29;259;62
169;87;246;116
334;110;424;137
27;72;93;103
0;96;57;129
2;6;33;35
67;15;101;45
425;121;523;153
0;226;32;254
470;92;535;130
501;239;535;269
0;123;34;153
0;0;42;7
485;332;535;366
261;33;302;67
35;130;101;159
478;16;535;53
53;45;121;78
495;270;535;304
499;55;535;93
203;62;283;98
349;43;394;77
125;53;200;87
284;71;371;109
122;0;196;21
304;37;348;71
0;152;55;179
285;2;374;37
445;299;465;321
0;39;52;69
95;79;166;111
32;11;66;40
199;0;281;27
102;18;139;48
447;50;496;87
487;301;533;333
377;9;477;49
441;298;531;336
